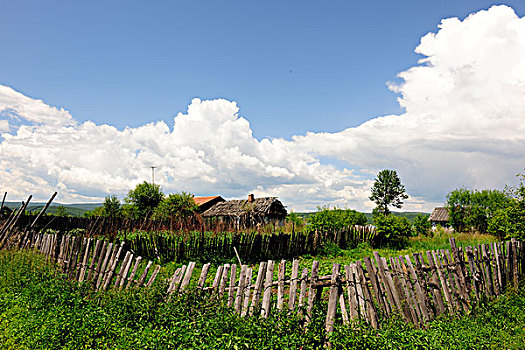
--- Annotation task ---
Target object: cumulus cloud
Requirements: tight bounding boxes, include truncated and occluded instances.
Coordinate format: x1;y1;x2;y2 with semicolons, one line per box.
1;5;524;211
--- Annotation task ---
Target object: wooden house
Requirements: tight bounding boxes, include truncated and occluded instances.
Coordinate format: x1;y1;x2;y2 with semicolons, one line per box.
428;207;450;228
202;194;287;228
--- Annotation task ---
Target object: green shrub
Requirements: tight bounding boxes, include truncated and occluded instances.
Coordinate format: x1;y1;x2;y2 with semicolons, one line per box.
412;213;431;236
373;214;412;248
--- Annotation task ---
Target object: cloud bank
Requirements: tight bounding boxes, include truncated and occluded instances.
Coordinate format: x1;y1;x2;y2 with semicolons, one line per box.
1;5;525;211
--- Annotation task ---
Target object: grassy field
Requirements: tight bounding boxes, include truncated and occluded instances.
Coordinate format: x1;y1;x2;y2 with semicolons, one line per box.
0;249;524;349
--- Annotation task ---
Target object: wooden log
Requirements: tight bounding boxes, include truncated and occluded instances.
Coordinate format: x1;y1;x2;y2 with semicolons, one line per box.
288;259;299;311
277;260;286;311
325;263;340;333
250;262;266;315
306;260;319;321
261;260;275;318
29;192;57;229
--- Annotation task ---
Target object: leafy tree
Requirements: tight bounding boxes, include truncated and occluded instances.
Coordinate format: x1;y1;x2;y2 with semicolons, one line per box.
372;213;411;248
487;174;525;239
124;181;164;219
412;213;431;236
101;195;121;217
83;206;103;218
54;205;69;217
369;169;409;215
308;206;367;232
286;211;304;233
153;192;198;220
447;188;511;232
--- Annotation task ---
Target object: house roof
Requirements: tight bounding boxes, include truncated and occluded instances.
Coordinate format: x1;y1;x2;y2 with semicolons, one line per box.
202;197;287;217
193;196;224;206
428;207;449;222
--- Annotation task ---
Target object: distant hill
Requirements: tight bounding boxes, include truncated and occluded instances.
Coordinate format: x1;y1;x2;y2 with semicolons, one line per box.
2;202;102;217
296;211;429;224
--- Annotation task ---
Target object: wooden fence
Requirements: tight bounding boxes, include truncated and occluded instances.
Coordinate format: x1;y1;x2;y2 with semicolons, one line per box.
6;230;524;333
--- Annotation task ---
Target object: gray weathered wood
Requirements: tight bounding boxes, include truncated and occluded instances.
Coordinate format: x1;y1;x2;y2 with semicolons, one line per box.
261;260;275;318
355;260;379;329
180;261;196;292
325;263;340;333
219;264;230;297
297;268;308;313
288;259;299;311
277;260;286;311
241;267;253;317
405;255;431;321
425;251;445;316
235;265;248;314
136;261;153;288
126;256;142;288
344;264;359;321
306;260;319;321
250;262;266;315
146;265;161;288
228;264;237;307
197;263;211;290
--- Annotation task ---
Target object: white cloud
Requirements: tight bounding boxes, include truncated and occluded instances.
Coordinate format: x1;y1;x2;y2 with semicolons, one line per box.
1;5;524;212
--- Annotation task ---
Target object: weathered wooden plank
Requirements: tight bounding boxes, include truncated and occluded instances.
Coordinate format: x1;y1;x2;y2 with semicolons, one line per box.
96;243;114;289
398;256;422;325
481;245;495;297
325;263;340;333
445;248;470;310
197;263;211;291
392;257;418;325
235;265;248;314
126;256;142;288
136;261;153;288
355;260;379;329
425;251;445;316
511;238;519;289
145;265;161;288
117;252;134;288
261;260;275;318
228;264;237;307
78;238;93;283
363;256;388;314
102;244;124;290
86;239;102;282
241;267;253;317
297;268;308;313
288;259;299;311
92;241;108;284
218;264;230;297
277;260;286;311
180;262;196;292
432;250;456;315
352;263;366;318
344;265;359;321
250;262;267;315
306;260;319;321
465;246;481;301
373;252;398;315
405;255;431;321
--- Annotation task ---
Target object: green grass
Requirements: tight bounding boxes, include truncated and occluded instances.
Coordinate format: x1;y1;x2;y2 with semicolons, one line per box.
1;249;524;349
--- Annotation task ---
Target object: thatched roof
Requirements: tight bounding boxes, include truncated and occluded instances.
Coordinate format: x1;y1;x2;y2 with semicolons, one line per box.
428;207;449;222
202;197;287;218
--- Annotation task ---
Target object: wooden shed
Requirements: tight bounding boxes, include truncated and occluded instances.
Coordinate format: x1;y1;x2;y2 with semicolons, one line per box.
202;194;287;228
428;207;450;228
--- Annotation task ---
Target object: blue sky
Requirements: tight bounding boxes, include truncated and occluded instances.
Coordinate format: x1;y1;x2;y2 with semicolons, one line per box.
1;1;525;211
2;0;523;138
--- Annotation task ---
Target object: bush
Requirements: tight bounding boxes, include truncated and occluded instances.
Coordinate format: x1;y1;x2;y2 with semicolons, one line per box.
412;213;431;236
308;207;367;232
153;192;198;220
373;214;411;248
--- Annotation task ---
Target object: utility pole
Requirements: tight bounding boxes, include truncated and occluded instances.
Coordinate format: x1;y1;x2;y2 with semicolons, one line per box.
150;166;157;186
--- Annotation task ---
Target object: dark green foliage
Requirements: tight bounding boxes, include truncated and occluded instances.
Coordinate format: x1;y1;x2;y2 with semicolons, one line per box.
53;205;69;217
102;195;121;217
153;192;198;220
307;206;367;232
412;213;431;236
487;174;525;240
447;188;512;233
124;181;164;219
369;169;409;215
373;213;412;248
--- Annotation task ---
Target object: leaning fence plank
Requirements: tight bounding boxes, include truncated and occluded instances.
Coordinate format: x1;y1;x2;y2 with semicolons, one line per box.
241;267;253;317
261;260;275;318
146;265;161;288
363;256;388;314
86;239;103;282
297;268;309;314
398;256;422;325
136;261;153;288
511;238;519;289
102;244;124;290
117;252;134;288
250;262;266;315
405;255;431;321
288;259;300;311
78;238;92;283
180;262;196;292
373;252;397;315
96;243;114;289
481;245;495;297
92;241;108;284
392;257;418;325
465;247;481;302
219;264;230;297
425;251;445;316
413;253;435;319
197;263;211;291
277;260;286;311
306;260;319;321
355;260;379;329
228;264;237;307
344;265;359;321
325;263;340;333
126;256;142;288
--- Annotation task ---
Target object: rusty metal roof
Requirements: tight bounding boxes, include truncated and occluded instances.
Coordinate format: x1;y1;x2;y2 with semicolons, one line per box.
428;207;449;222
193;196;224;206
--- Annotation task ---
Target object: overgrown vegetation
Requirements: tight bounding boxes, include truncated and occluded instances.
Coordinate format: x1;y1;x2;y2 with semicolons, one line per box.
1;249;524;349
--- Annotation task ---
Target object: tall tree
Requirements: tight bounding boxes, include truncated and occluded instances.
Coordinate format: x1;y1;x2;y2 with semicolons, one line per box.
124;181;164;219
101;195;122;218
369;169;409;216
